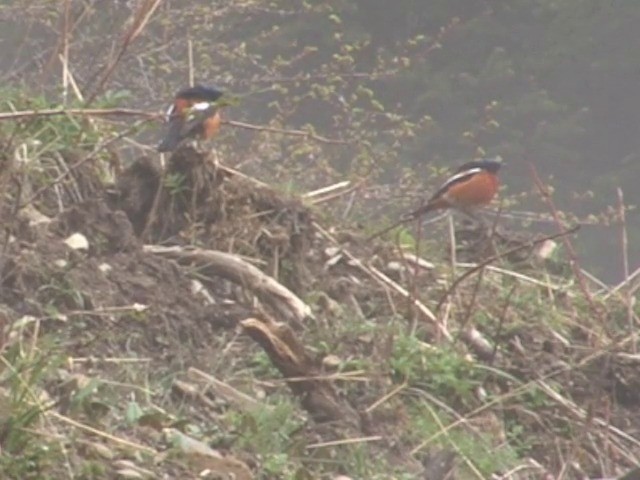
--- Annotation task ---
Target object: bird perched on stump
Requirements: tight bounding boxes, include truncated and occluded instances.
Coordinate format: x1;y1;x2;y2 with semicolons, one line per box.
157;85;225;152
367;157;504;241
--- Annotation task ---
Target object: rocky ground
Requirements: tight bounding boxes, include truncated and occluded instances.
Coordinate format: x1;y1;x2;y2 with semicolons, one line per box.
0;144;638;479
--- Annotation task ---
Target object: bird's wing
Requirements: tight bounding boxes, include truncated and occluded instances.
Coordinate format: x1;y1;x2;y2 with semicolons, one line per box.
180;103;219;139
427;167;482;203
157;103;219;151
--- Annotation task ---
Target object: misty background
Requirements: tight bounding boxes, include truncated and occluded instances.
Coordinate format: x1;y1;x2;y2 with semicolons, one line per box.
1;0;638;283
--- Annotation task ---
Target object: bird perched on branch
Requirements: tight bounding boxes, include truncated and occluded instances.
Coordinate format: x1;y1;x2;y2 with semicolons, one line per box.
367;157;504;241
157;85;225;152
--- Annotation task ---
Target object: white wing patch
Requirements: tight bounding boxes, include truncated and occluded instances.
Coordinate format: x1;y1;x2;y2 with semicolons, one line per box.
191;102;212;111
185;102;215;122
166;101;212;120
428;166;483;204
439;167;482;191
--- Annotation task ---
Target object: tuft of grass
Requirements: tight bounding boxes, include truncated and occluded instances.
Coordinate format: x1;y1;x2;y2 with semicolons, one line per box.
0;337;65;479
229;397;303;477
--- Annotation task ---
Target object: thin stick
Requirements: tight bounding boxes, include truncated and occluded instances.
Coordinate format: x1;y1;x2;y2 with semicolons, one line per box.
188;367;263;411
312;222;448;338
302;180;351;199
188;39;194;87
448;213;456;276
407;206;427;335
527;162;605;328
224;119;348;145
435;225;581;313
59;55;84;102
311;181;365;206
0;108;160;121
139;170;164;243
455;262;565;290
0;109;350;147
85;0;164;105
60;0;71;106
49;412;156;454
617;187;635;350
306;436;383;450
365;382;407;413
20;119;154;207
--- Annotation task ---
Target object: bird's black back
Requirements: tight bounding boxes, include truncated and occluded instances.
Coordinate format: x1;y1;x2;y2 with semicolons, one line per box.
175;85;224;102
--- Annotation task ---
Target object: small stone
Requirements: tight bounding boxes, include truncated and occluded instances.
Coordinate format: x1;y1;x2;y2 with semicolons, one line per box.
536;239;558;260
88;442;115;460
64;233;89;251
98;263;112;273
386;261;404;272
325;247;341;257
115;469;144;479
322;354;342;369
131;303;148;313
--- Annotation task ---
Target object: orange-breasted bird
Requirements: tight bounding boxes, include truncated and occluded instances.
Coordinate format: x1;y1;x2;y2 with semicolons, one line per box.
367;157;504;241
157;85;225;152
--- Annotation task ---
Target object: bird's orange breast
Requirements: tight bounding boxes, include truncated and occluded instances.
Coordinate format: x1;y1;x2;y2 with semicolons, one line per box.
202;112;221;139
440;170;499;209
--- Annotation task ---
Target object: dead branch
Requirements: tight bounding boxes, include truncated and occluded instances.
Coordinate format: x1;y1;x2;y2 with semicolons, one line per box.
241;316;358;424
187;367;265;412
85;0;164;105
224;119;349;145
312;221;450;340
435;225;581;313
20;118;155;208
143;245;313;326
0;108;160;121
527;162;605;326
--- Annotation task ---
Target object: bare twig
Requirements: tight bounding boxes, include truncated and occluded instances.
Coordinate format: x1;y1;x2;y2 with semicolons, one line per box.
312;221;448;339
85;0;164;105
49;412;156;455
302;180;351;199
617;187;636;350
306;436;383;450
435;225;581;313
20;118;154;207
187;367;264;411
224;119;349;145
0;108;160;121
139;169;164;243
188;39;194;87
143;245;313;325
527;163;606;328
60;0;71;106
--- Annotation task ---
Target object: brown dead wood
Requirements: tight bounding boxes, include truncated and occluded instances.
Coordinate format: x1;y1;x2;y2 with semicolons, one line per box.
143;245;313;326
241;316;359;425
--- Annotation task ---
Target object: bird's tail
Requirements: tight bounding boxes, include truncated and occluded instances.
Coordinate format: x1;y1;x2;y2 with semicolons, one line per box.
365;203;436;242
157;119;184;152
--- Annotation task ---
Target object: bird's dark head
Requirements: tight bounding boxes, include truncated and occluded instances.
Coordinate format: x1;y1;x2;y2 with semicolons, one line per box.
457;157;504;174
175;85;224;103
165;85;225;118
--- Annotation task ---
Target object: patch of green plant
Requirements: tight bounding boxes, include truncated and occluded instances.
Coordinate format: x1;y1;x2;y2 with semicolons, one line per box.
391;334;481;404
248;350;282;378
164;172;188;196
0;339;64;478
324;442;418;480
0;89;100;152
37;273;87;312
229;397;303;478
407;401;518;478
